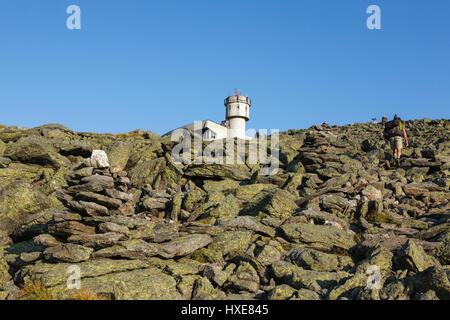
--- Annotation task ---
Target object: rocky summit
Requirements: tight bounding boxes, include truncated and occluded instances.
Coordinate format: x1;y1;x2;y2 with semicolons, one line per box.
0;119;449;300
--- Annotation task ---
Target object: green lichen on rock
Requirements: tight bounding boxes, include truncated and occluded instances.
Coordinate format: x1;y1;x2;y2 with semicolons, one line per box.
4;135;69;169
280;223;357;252
208;231;253;257
0;181;62;236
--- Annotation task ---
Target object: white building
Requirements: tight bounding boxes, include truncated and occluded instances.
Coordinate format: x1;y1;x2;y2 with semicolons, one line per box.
163;93;252;141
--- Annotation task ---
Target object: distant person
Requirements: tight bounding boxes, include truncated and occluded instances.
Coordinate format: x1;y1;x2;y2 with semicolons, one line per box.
383;115;409;165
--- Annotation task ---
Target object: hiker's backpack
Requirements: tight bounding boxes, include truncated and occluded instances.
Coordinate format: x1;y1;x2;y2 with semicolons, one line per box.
384;118;403;139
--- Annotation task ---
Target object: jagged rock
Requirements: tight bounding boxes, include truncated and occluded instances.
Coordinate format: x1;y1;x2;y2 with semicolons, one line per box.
19;258;149;287
415;290;440;300
141;196;168;210
0;181;62;237
286;246;354;272
218;216;275;237
67;232;125;248
158;234;212;259
208;231;253;257
98;222;130;235
270;261;349;292
227;261;260;292
3;135;69;169
267;284;297;300
279;223;357;252
436;231;450;264
33;234;61;247
48;221;96;237
184;164;250;181
92;239;159;259
397;240;436;272
75;191;122;209
0;250;11;291
255;245;282;266
43;243;93;263
406;266;450;300
192;277;215;300
203;264;235;287
67;174;115;194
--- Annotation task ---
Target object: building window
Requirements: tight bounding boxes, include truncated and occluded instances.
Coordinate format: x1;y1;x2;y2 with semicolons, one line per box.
203;129;216;140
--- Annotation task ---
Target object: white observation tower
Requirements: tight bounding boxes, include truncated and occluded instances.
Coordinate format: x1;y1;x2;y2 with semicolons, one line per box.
224;90;251;139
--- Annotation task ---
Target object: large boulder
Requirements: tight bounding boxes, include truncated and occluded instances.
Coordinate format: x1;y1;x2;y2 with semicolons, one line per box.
0;181;62;237
184;164;251;181
286;246;354;272
208;231;253;257
397;240;436;272
128;155;183;190
158;234;212;259
279;223;357;252
4;135;69;169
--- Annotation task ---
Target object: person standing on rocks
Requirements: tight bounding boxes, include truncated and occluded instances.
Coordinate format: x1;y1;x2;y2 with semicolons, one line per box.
383;115;409;165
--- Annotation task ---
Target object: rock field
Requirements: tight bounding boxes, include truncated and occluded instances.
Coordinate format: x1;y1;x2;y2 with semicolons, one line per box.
0;118;449;300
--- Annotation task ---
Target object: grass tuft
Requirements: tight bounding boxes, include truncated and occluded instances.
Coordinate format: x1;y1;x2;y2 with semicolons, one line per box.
19;280;111;300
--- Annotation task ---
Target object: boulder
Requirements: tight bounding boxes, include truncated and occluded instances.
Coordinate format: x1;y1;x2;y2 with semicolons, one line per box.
286;246;354;272
43;243;93;263
92;239;159;259
3;135;69;169
279;222;357;252
397;240;436;272
89;150;110;168
0;181;62;236
158;234;212;259
208;231;253;256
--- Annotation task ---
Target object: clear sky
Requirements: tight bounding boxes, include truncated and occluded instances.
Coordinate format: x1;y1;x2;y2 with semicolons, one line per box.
0;0;449;135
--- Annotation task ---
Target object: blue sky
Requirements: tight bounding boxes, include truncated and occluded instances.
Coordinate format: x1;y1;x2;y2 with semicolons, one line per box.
0;0;449;135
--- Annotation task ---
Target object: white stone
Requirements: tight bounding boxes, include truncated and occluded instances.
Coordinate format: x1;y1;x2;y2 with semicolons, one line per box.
90;150;110;168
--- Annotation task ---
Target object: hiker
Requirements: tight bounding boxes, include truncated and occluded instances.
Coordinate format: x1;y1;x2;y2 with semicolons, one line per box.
383;115;409;164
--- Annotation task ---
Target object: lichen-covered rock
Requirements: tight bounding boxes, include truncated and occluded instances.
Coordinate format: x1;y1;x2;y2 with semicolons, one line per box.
1;119;449;301
436;231;450;264
255;245;282;266
0;249;11;291
43;243;93;263
270;261;349;292
3;135;69;169
208;231;253;257
0;181;62;236
192;277;215;300
158;234;212;259
406;266;450;300
286;246;354;272
92;239;159;259
267;284;297;300
20;258;149;287
227;262;260;292
184;164;250;181
59;267;181;300
280;223;357;252
397;239;436;272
